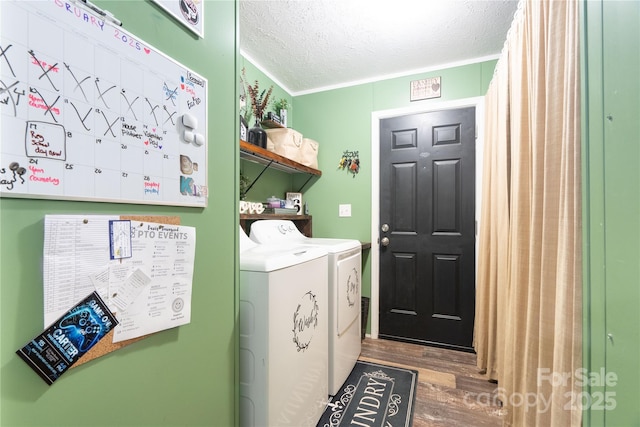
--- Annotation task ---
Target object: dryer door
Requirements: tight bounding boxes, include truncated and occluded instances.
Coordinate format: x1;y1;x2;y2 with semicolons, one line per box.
336;248;362;336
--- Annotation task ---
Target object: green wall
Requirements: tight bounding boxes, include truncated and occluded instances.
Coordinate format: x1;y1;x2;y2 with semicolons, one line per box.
0;1;238;426
240;59;496;335
582;0;640;425
241;4;640;423
238;58;297;203
5;1;633;424
294;62;495;308
240;58;293;129
294;61;495;242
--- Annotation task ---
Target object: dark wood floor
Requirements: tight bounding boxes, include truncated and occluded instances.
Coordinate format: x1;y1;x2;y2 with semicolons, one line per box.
359;338;505;427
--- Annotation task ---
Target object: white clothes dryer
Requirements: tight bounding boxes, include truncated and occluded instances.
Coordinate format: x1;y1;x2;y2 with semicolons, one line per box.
249;220;362;396
239;228;329;427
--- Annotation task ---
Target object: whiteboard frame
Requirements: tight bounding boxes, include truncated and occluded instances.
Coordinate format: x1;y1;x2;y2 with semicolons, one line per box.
0;0;209;208
150;0;204;38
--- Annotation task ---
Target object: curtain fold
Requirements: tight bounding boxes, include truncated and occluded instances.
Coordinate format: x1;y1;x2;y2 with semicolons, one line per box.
474;0;582;425
474;53;511;381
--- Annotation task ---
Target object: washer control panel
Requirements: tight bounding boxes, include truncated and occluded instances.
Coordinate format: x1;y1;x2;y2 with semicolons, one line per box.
278;223;298;234
250;220;306;243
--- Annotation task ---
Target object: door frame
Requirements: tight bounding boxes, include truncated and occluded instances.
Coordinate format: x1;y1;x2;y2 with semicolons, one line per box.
369;96;485;339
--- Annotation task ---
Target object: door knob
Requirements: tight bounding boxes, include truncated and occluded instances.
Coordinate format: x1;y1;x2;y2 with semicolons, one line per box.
381;223;389;232
381;237;390;246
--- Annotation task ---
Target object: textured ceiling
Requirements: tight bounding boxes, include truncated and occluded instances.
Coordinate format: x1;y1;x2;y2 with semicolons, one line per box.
240;0;520;95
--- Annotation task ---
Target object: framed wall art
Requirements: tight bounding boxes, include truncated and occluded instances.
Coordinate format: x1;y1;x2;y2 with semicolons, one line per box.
151;0;204;38
410;76;441;101
286;192;303;215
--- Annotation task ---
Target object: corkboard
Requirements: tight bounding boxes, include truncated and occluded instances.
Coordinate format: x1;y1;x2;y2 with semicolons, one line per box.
73;215;181;367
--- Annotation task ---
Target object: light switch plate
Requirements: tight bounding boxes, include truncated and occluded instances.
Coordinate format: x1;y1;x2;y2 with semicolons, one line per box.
339;204;351;217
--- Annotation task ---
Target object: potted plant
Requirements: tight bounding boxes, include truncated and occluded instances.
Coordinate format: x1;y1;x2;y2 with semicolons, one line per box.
239;172;250;200
242;68;273;148
272;98;289;127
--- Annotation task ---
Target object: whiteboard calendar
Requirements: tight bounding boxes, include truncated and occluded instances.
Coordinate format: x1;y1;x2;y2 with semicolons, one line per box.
0;0;208;207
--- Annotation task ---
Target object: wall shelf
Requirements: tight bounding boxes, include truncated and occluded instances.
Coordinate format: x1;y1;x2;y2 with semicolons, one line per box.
260;119;285;129
240;139;321;193
240;140;321;175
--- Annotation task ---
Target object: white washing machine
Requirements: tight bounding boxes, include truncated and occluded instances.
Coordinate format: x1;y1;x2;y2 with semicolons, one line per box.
239;228;329;427
249;220;362;396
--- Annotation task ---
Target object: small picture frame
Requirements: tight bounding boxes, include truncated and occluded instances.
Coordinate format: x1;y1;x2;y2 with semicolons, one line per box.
410;76;441;101
240;115;248;141
286;192;303;215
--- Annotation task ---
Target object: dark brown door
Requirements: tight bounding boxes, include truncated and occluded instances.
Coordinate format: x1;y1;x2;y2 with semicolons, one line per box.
379;107;476;351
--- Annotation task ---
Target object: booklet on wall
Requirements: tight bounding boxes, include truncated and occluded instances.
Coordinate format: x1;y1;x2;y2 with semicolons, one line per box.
16;291;118;385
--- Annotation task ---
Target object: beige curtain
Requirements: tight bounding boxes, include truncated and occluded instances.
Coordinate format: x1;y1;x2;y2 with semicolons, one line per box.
474;0;582;426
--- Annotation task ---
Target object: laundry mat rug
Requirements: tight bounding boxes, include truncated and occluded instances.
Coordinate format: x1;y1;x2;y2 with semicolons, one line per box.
317;360;418;427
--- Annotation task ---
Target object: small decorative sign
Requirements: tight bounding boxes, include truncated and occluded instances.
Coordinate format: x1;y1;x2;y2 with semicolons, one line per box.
410;76;441;101
292;291;319;352
286;192;303;215
239;200;265;214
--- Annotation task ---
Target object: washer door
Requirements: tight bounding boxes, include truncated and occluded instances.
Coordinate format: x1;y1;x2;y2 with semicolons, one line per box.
336;249;362;336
